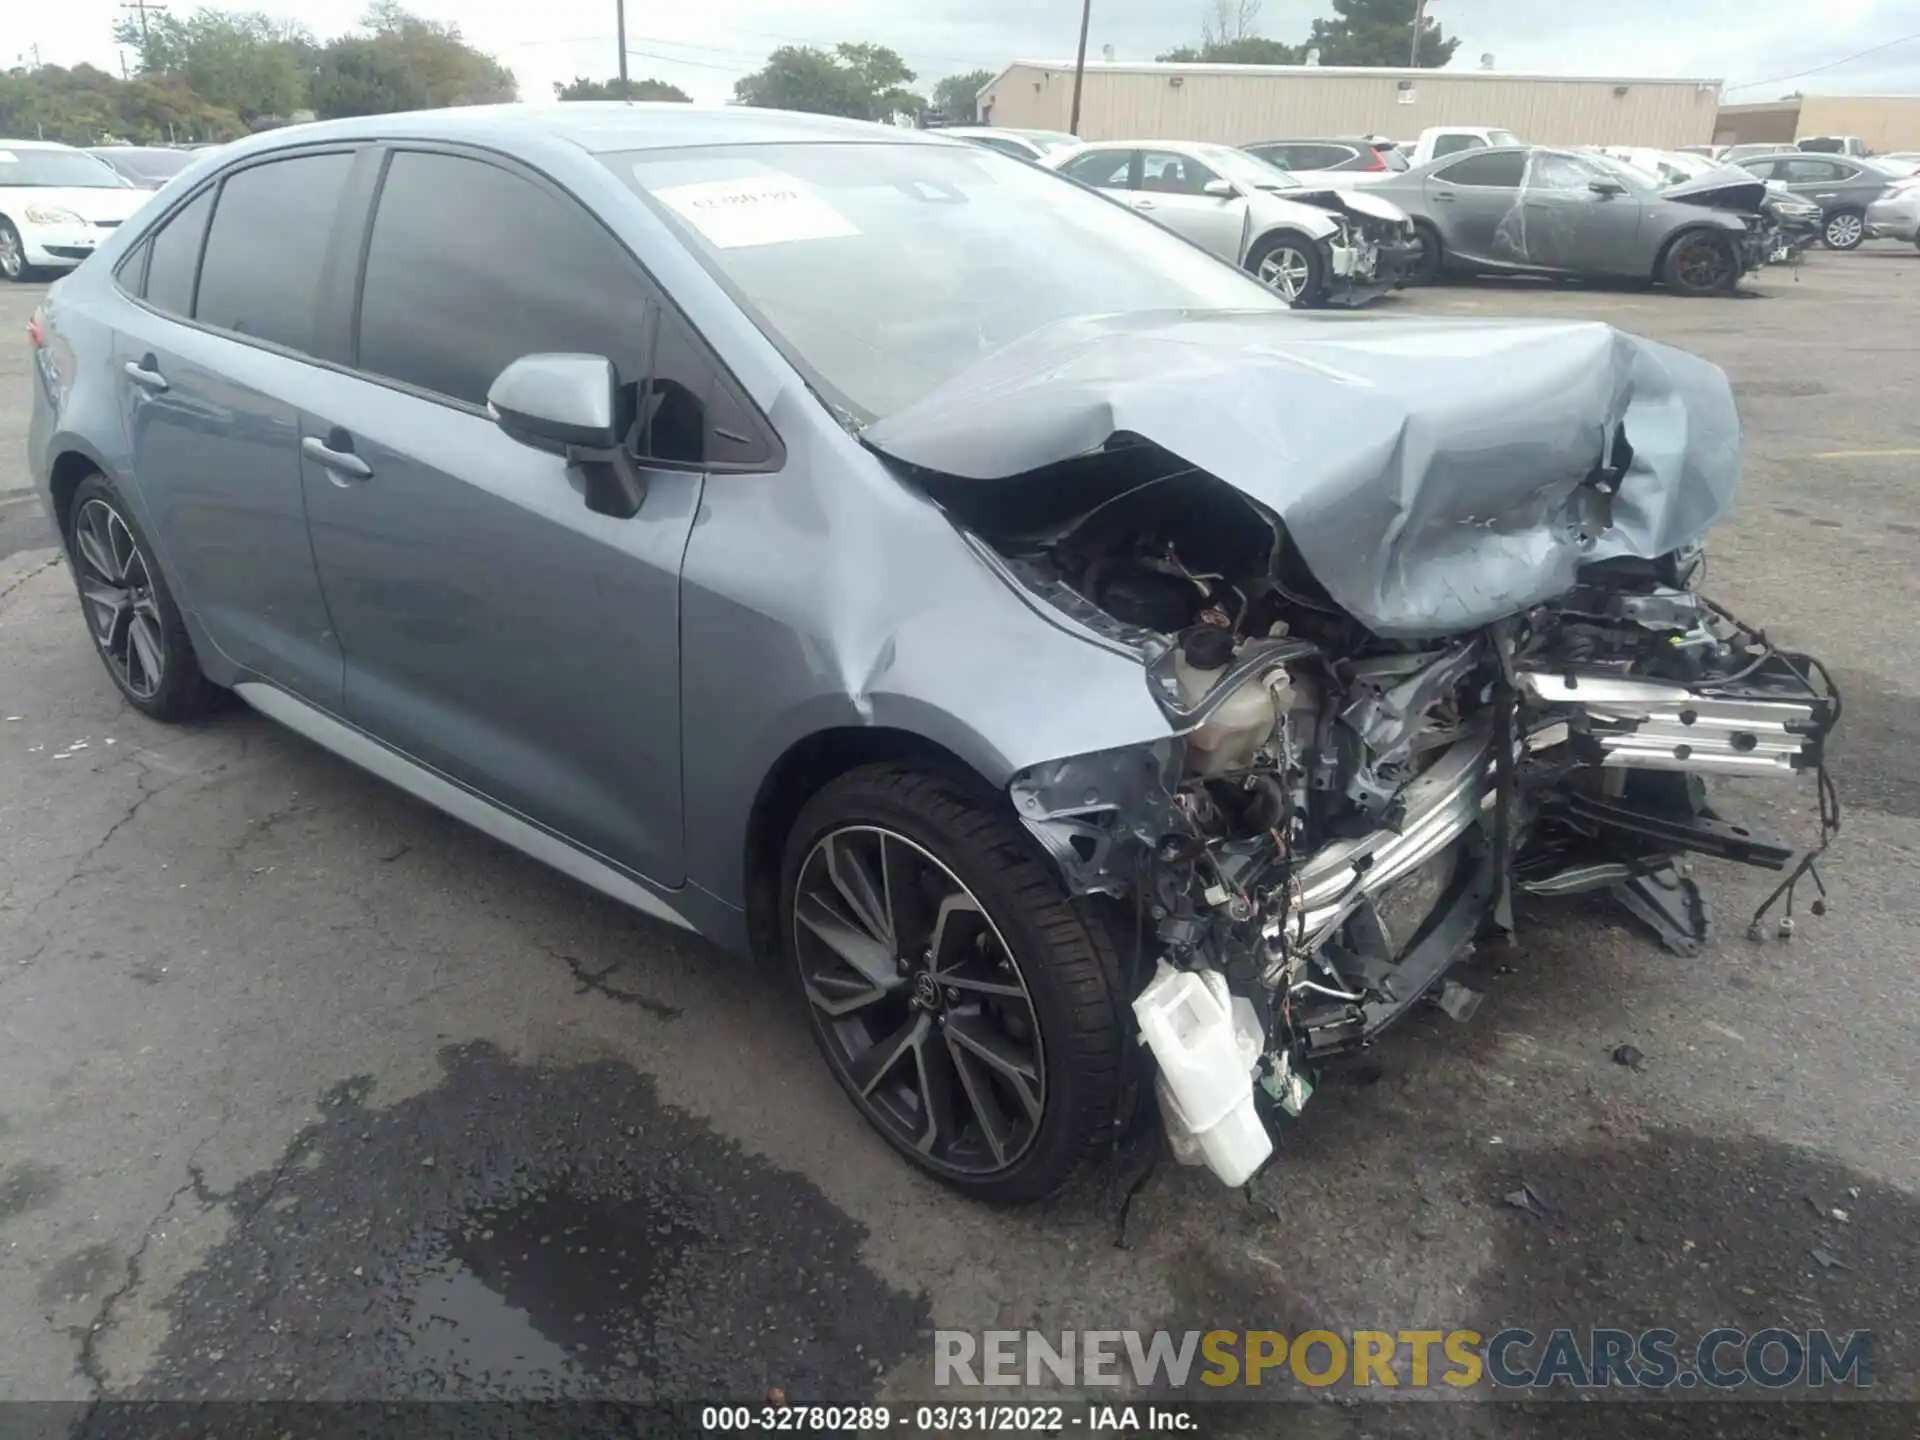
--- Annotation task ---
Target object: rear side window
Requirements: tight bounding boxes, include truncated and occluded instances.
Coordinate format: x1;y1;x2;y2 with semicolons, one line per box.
195;152;356;354
1299;144;1356;170
1432;133;1486;158
356;151;649;409
141;188;214;317
1060;150;1132;189
1435;150;1526;187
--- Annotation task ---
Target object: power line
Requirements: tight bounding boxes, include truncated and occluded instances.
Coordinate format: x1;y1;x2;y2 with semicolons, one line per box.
1723;28;1920;93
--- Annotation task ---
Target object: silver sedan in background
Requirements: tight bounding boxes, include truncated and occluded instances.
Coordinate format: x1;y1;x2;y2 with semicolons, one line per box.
1042;139;1417;305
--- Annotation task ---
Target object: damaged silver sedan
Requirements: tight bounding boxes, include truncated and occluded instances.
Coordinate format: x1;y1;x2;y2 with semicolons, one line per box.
32;108;1838;1206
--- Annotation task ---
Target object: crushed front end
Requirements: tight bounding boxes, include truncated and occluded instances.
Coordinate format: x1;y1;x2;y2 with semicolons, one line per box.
868;310;1841;1189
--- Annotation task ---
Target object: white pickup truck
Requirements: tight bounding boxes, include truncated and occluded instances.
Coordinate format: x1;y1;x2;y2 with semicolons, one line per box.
1404;126;1522;166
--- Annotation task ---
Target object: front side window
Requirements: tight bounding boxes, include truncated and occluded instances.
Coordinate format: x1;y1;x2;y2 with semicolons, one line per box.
1436;150;1526;188
1140;150;1219;195
609;141;1285;421
195;152;356;355
1783;158;1845;184
1060;149;1132;189
355;151;650;411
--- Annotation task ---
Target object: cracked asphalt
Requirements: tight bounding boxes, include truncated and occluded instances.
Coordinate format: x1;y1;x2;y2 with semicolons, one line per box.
3;253;1918;1437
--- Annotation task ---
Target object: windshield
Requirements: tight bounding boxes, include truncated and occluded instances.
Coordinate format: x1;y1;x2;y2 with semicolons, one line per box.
0;148;132;188
1196;145;1300;190
100;148;192;181
1868;156;1920;178
611;142;1286;421
1584;154;1659;191
1009;130;1080;152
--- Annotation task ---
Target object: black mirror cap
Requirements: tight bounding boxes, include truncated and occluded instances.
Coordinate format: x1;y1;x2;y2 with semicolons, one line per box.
488;353;626;454
1589;177;1627;196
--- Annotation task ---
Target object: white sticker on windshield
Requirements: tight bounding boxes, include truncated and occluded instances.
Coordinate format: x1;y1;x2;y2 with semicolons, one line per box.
654;176;858;248
0;152;17;163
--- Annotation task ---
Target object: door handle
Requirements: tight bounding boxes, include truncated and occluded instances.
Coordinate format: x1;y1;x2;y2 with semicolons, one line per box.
123;357;168;392
1432;191;1457;202
302;433;373;482
1814;192;1837;200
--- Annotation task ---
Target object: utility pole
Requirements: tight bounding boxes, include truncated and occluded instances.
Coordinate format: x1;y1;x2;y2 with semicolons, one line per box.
1069;0;1093;136
120;0;169;46
616;0;629;95
1410;0;1428;67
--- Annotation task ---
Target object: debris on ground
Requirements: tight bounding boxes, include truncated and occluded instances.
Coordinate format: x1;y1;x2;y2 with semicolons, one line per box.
1612;1044;1646;1071
1810;1247;1850;1270
1502;1181;1552;1219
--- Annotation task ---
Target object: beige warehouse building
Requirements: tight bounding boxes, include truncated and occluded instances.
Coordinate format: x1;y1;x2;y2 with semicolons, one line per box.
977;62;1722;148
1714;96;1920;152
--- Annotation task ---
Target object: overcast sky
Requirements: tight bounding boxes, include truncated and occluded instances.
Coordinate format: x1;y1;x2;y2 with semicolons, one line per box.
16;0;1920;106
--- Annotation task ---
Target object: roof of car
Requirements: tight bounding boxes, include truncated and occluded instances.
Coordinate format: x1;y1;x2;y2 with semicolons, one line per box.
1246;137;1377;146
224;103;957;160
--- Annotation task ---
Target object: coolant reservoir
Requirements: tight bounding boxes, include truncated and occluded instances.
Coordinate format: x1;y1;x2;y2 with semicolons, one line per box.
1132;964;1273;1187
1173;627;1286;777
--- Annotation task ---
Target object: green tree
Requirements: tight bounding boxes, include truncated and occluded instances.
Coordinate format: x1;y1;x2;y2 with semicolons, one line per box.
309;3;517;118
1306;0;1459;68
554;76;690;102
733;43;921;121
1156;38;1305;63
931;69;993;120
0;62;244;145
112;8;311;125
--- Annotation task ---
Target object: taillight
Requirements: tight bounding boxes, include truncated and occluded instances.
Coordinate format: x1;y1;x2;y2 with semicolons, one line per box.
1360;150;1387;171
26;306;45;349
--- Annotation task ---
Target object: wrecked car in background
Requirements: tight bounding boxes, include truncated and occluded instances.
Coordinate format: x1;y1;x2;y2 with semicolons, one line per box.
1370;146;1808;294
31;108;1839;1208
1593;146;1825;265
1044;139;1419;306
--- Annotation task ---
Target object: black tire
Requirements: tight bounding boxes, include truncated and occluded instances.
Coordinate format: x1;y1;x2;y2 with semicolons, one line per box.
65;473;224;722
779;763;1127;1205
1660;229;1739;297
1407;221;1445;285
0;218;31;284
1246;230;1328;307
1822;208;1865;251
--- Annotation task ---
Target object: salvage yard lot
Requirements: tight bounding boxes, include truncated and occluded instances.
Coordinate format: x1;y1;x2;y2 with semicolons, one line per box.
2;253;1918;1431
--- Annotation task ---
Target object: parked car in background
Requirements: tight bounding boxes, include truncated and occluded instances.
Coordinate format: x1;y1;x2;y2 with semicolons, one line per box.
1242;136;1407;176
938;126;1080;163
1734;151;1892;249
28;105;1837;1203
1676;144;1726;159
85;146;195;190
1867;156;1920;179
1592;147;1823;263
1044;139;1417;305
1721;142;1799;162
1405;126;1522;166
1;139;148;282
1864;171;1920;250
1367;146;1776;295
1798;135;1870;158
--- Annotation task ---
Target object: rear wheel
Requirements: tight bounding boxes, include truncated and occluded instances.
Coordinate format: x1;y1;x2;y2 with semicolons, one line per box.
1247;231;1327;306
1407;221;1445;284
1823;209;1865;250
65;473;224;721
780;764;1127;1204
1661;230;1739;296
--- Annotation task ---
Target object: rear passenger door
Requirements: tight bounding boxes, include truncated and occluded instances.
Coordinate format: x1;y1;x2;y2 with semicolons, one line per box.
111;147;362;707
297;146;769;887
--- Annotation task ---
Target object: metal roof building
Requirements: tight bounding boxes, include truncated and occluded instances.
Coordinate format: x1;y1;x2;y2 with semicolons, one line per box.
1715;96;1920;152
976;62;1723;149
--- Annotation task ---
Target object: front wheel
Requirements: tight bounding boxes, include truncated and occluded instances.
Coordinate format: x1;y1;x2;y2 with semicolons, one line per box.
1247;231;1327;306
1823;209;1865;250
0;219;30;283
1662;230;1739;296
780;764;1128;1204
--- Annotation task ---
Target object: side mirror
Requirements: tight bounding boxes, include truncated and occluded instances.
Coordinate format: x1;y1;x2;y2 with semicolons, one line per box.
1588;177;1627;198
488;353;625;452
488;353;647;519
1203;177;1237;198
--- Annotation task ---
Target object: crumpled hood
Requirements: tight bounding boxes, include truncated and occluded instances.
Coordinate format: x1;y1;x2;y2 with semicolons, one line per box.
1286;186;1410;225
1663;167;1769;211
864;310;1740;638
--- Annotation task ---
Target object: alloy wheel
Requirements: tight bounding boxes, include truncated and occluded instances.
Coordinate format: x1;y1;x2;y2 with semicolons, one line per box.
73;498;166;700
1673;235;1734;293
1825;212;1863;248
0;227;22;281
794;825;1046;1177
1257;246;1312;301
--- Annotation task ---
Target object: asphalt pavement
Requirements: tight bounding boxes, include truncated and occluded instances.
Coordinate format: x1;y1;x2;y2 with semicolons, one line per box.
2;251;1917;1437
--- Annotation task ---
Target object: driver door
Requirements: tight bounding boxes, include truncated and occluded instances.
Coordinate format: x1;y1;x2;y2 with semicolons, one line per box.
1131;150;1247;263
294;147;764;886
1512;150;1646;275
